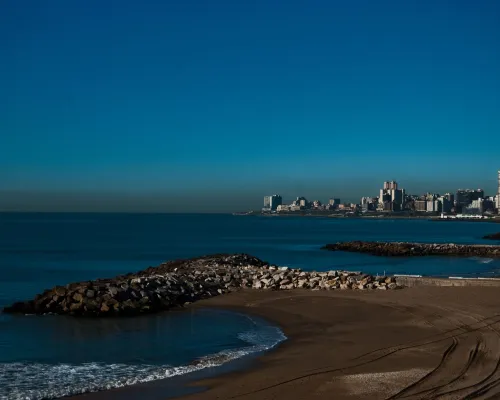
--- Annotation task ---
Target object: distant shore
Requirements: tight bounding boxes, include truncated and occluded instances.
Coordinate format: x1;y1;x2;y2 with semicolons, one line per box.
243;211;500;222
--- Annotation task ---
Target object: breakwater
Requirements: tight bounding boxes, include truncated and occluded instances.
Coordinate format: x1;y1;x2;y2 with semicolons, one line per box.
322;241;500;257
3;254;400;317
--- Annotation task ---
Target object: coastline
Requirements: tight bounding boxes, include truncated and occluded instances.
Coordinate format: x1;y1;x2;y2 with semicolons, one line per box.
253;213;500;222
67;285;500;400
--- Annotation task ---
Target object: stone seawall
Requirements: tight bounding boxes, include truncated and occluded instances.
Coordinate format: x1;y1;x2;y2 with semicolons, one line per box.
395;276;500;288
322;241;500;257
2;254;400;317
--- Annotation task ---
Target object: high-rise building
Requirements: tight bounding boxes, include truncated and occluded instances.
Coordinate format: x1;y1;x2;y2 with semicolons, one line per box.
263;196;271;209
464;198;484;215
496;171;500;212
444;193;455;204
414;200;427;212
392;188;405;205
427;200;440;212
383;181;398;190
498;170;500;198
379;181;404;207
263;195;282;211
270;195;282;210
438;196;452;213
455;189;484;212
329;198;340;206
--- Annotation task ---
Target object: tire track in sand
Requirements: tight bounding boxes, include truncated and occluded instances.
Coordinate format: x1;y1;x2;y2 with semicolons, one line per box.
393;304;500;400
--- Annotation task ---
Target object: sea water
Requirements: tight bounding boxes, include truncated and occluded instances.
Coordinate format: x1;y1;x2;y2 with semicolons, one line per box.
1;213;499;399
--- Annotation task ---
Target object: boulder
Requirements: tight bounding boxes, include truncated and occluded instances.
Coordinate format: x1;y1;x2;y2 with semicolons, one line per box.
73;293;83;303
100;303;110;313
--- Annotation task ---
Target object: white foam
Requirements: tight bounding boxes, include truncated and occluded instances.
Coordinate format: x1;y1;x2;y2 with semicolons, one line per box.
0;326;286;400
469;257;494;264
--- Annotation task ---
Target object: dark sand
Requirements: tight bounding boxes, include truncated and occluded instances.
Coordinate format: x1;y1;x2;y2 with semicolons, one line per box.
72;287;500;400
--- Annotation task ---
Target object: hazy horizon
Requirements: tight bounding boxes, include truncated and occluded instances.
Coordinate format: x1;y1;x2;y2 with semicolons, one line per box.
2;0;499;212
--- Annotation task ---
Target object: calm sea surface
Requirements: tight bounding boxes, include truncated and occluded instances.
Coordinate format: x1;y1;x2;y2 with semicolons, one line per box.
1;213;499;399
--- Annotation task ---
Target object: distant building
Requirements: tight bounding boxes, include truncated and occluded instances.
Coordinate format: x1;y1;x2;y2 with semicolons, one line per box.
379;190;392;203
263;196;271;209
360;197;377;205
483;198;495;213
360;197;377;211
263;195;282;211
427;200;440;212
425;193;438;201
328;198;341;206
415;200;427;212
383;181;398;190
498;170;500;213
455;189;484;212
312;200;322;209
466;198;484;214
383;202;393;211
379;181;405;211
438;196;452;213
270;195;282;210
361;203;376;212
392;188;405;205
276;204;290;212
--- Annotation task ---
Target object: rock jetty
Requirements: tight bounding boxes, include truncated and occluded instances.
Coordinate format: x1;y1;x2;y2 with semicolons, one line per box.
3;253;400;317
483;233;500;241
322;241;500;257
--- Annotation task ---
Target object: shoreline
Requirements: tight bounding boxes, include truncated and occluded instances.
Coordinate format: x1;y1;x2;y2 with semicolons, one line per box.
67;285;500;399
253;212;500;222
64;306;285;400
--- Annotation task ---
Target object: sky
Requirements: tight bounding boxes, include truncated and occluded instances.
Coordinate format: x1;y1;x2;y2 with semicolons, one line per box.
1;0;499;212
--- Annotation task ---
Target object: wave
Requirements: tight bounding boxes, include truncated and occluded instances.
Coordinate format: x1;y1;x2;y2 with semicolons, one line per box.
469;257;494;264
0;325;286;400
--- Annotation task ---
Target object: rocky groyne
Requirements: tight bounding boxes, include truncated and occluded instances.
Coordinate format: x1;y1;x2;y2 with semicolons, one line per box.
483;233;500;241
3;254;400;317
322;241;500;257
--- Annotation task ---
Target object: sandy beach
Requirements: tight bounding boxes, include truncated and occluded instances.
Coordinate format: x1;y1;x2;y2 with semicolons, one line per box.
179;286;500;400
68;284;500;400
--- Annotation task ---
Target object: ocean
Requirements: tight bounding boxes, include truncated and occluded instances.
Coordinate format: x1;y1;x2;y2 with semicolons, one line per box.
1;213;499;399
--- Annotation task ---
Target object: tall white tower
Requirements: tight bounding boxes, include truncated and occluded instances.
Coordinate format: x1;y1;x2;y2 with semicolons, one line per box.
497;171;500;211
498;170;500;197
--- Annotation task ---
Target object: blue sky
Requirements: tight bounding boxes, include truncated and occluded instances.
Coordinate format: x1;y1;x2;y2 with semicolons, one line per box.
1;0;499;211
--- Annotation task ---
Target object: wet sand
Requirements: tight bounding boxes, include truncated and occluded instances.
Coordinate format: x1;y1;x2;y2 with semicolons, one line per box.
72;286;500;400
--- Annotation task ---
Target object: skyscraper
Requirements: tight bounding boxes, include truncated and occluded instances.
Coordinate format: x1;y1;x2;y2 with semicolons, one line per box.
264;195;282;211
455;189;484;212
379;181;404;207
497;171;500;211
498;170;500;197
383;181;398;190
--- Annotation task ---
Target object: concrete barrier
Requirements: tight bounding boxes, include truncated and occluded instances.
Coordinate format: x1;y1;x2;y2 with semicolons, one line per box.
395;276;500;288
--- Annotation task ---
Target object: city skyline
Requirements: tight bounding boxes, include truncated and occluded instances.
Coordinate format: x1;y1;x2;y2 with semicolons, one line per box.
263;173;499;207
1;171;500;213
1;1;500;212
